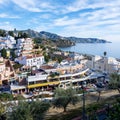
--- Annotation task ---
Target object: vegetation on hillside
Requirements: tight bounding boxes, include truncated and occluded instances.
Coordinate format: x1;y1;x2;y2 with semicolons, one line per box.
13;63;23;70
7;101;50;120
109;73;120;93
53;87;79;112
0;48;7;58
0;29;6;37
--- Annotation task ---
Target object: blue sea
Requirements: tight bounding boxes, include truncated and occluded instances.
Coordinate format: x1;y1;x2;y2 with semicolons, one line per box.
60;41;120;59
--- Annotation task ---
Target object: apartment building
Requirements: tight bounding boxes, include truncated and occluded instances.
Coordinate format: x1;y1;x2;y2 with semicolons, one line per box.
0;57;15;85
16;38;33;56
15;55;45;69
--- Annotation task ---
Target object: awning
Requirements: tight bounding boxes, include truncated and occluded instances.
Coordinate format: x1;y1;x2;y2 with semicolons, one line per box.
27;81;60;89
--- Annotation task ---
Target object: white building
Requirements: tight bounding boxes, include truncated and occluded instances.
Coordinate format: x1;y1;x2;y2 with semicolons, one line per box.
16;38;33;56
87;55;120;73
0;35;16;50
16;38;24;49
15;38;25;56
15;55;45;68
23;38;33;51
69;52;85;60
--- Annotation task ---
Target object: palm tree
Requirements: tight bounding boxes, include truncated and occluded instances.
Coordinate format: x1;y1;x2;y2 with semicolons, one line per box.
103;51;107;57
53;87;79;112
103;51;107;72
109;73;120;93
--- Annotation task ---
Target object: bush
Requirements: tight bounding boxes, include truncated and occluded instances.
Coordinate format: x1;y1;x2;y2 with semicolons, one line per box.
13;63;23;69
0;93;13;101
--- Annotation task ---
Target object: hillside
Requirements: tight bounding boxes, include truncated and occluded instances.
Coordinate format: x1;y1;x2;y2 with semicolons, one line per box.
0;29;110;47
22;29;110;43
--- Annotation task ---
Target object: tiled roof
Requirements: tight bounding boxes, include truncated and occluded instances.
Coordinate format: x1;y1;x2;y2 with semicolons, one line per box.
26;54;43;59
40;65;54;69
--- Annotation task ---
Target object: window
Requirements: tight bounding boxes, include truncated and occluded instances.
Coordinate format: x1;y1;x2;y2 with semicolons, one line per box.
33;59;36;62
29;82;34;85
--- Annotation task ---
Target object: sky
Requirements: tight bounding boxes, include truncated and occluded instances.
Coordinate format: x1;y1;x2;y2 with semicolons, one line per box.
0;0;120;42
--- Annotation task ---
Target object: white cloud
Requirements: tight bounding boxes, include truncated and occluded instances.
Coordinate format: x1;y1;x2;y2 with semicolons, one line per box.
53;16;81;26
0;22;14;30
58;25;120;42
11;0;41;12
48;0;120;42
61;0;120;15
35;24;53;32
0;0;120;42
11;0;54;12
0;13;8;18
0;0;5;4
0;13;20;18
86;6;120;21
51;0;120;28
39;14;52;19
0;0;9;7
54;16;120;42
62;0;87;13
29;18;39;24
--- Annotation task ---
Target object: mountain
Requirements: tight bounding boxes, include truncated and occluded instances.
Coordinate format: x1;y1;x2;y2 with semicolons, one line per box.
22;29;65;40
22;29;110;43
0;29;110;47
65;37;109;43
21;29;75;47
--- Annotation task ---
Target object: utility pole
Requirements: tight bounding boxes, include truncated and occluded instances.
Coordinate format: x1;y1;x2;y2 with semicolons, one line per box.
82;85;86;120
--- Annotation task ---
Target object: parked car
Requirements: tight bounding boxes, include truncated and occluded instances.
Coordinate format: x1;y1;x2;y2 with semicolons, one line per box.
96;82;105;88
85;87;96;92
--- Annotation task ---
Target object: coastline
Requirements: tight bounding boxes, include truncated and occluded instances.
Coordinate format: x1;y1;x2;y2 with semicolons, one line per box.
59;42;120;59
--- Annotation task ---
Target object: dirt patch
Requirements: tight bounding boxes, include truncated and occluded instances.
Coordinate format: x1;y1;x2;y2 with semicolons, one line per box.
45;90;119;119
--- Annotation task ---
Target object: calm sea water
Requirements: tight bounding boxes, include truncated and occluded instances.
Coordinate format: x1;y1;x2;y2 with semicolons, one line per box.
60;42;120;59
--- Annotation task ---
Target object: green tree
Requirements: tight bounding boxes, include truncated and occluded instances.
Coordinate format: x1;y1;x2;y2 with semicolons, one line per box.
49;72;59;78
13;94;25;100
33;38;42;44
0;93;13;101
13;63;23;70
8;31;14;37
33;44;39;49
109;73;120;93
30;101;50;120
7;101;33;120
44;55;50;63
17;31;22;38
107;99;120;120
10;50;16;60
53;87;79;112
0;48;7;58
87;103;100;120
0;30;6;37
57;56;63;63
22;33;29;38
7;101;50;120
0;102;6;120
